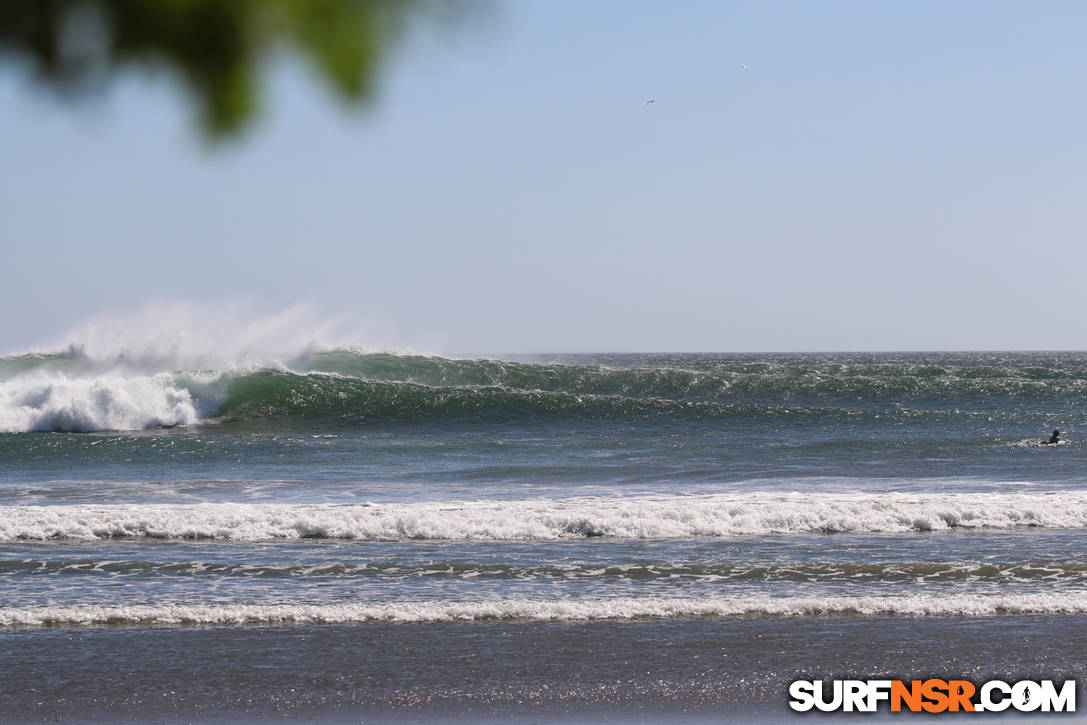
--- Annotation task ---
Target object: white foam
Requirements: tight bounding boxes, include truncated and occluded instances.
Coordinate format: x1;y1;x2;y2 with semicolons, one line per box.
3;491;1085;541
2;593;1085;627
0;371;217;433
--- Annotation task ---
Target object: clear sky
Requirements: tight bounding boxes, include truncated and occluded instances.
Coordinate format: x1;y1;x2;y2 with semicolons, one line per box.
2;0;1086;354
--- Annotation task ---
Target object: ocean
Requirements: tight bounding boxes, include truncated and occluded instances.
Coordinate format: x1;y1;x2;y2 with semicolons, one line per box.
1;349;1085;722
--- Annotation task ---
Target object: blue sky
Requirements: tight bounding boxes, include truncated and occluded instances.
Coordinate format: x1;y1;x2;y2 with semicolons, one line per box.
2;0;1085;353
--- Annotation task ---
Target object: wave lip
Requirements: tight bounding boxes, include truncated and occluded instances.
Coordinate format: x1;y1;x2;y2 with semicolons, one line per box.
3;492;1085;541
3;593;1086;627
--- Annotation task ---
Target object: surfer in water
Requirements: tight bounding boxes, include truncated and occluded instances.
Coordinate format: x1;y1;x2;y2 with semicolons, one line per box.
1042;429;1060;445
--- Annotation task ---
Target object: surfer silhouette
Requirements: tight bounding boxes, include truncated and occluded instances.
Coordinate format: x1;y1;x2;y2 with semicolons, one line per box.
1042;429;1060;445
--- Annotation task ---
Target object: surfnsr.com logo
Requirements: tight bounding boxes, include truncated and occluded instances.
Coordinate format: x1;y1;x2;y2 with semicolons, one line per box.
789;679;1076;713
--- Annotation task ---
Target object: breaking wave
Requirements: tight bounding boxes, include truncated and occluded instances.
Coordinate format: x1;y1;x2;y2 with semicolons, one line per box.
4;349;1087;432
0;371;221;433
3;492;1084;541
3;593;1086;627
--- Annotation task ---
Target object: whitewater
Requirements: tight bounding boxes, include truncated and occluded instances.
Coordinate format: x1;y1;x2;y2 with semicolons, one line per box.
3;491;1085;541
4;592;1087;627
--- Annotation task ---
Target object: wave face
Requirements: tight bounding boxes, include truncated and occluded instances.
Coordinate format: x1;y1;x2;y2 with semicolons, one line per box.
2;593;1085;627
4;492;1084;541
5;349;1087;432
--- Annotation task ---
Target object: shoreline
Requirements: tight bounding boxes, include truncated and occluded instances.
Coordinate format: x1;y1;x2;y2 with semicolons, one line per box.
4;615;1085;723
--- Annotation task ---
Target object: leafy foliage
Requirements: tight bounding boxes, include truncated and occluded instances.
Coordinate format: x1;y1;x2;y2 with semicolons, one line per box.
0;0;482;138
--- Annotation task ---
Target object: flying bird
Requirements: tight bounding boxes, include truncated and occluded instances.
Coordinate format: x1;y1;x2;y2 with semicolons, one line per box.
646;99;655;104
740;64;747;71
